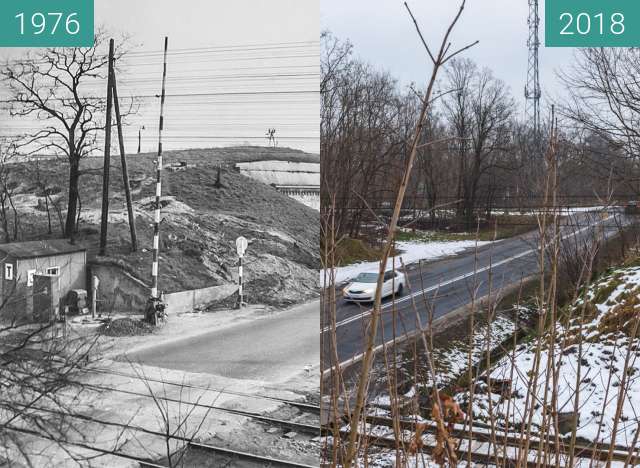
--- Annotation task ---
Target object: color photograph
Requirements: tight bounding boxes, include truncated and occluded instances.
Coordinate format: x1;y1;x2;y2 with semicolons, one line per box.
321;0;640;466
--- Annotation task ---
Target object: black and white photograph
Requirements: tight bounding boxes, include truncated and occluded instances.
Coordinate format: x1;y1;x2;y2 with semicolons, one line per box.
0;1;320;466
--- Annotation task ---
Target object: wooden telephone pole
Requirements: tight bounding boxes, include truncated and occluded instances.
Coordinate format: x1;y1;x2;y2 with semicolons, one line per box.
99;38;139;255
99;39;115;256
111;66;138;251
137;126;144;154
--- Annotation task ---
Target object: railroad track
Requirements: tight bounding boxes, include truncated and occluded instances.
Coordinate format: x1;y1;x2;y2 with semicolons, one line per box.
0;346;320;415
11;402;318;468
7;365;319;437
81;378;320;436
334;428;579;468
84;363;321;414
177;442;317;468
4;424;166;467
4;355;321;465
323;415;639;466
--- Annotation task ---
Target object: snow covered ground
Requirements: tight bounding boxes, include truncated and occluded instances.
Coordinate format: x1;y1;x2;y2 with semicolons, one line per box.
323;239;490;286
495;206;607;215
414;312;523;387
460;266;640;446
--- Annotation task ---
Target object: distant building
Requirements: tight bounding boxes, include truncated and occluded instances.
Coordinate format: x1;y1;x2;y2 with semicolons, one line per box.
235;160;320;210
0;240;87;323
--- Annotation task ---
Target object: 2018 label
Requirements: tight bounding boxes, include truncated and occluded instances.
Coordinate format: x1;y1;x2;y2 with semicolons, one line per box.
559;12;624;36
546;0;640;47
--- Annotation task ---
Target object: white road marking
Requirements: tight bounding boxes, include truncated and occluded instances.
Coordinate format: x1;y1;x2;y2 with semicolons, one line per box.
323;215;614;334
324;215;621;373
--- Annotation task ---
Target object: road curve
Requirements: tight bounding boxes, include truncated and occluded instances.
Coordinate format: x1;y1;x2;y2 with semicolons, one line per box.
322;211;628;370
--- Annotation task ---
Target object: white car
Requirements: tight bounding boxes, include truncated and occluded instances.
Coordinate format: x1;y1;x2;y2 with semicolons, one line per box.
343;270;406;303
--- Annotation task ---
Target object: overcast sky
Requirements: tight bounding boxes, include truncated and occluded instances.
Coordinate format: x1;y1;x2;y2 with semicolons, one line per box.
1;0;320;154
321;0;574;121
97;0;317;51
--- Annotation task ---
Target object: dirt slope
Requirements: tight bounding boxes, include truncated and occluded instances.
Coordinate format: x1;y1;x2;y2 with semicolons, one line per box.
7;146;319;307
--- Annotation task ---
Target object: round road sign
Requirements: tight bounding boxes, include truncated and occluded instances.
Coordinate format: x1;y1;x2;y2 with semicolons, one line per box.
236;236;248;257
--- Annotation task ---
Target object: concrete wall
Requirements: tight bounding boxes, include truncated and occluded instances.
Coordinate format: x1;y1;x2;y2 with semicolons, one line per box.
236;160;320;187
164;284;237;314
90;262;237;315
89;263;149;314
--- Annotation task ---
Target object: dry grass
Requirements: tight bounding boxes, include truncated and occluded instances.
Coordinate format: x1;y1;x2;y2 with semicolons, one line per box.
7;146;320;305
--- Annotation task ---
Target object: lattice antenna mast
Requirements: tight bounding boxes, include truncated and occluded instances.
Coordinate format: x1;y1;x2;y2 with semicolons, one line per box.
525;0;541;138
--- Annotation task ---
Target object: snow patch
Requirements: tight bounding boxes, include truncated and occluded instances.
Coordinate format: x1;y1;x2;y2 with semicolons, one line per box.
323;239;489;285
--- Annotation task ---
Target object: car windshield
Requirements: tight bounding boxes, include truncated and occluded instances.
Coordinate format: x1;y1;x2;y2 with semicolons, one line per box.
354;273;378;283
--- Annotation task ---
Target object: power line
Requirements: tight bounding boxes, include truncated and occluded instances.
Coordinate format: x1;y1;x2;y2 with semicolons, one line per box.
0;89;318;104
120;72;319;83
0;133;318;140
124;40;319;56
2;41;319;63
121;53;318;67
6;72;319;86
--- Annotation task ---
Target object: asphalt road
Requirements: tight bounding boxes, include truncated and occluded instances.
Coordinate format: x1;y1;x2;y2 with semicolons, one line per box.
322;211;629;369
126;301;319;383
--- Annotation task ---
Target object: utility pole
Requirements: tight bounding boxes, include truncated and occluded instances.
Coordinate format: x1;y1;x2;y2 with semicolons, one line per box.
99;39;115;256
150;37;169;302
525;0;541;141
138;126;144;154
110;64;138;252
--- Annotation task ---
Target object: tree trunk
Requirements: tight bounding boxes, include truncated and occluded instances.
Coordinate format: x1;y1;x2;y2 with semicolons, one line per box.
1;196;9;243
44;195;52;234
8;192;19;241
65;159;80;240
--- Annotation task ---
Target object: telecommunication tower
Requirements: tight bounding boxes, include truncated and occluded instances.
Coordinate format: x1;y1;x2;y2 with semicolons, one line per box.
525;0;541;137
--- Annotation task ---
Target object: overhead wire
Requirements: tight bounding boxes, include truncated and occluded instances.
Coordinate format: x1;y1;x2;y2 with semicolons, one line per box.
0;40;320;151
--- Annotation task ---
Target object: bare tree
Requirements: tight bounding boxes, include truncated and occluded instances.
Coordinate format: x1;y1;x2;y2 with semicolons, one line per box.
338;2;478;466
0;274;114;466
442;58;515;228
558;48;640;156
0;31;135;239
131;365;217;468
0;140;20;242
33;158;66;236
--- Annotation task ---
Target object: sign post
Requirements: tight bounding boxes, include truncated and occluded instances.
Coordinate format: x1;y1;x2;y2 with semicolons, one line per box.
236;236;248;308
92;275;99;319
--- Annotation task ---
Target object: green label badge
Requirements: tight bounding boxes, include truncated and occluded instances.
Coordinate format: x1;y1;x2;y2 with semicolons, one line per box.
0;0;94;47
546;0;640;47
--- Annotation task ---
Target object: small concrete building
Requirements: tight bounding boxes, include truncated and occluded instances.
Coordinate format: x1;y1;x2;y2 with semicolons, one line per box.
0;240;87;323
